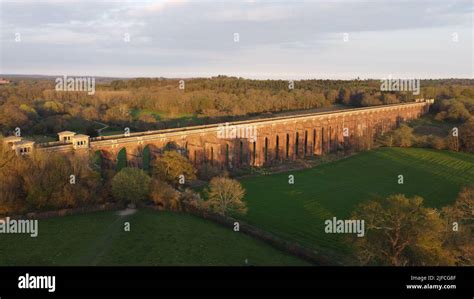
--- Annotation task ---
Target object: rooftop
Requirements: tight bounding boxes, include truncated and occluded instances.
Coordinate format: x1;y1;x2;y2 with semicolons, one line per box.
73;134;90;139
3;136;22;142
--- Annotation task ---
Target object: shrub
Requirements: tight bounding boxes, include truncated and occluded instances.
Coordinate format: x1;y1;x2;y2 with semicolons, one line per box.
111;168;151;204
197;162;223;181
413;135;429;148
428;135;446;150
149;179;180;210
180;188;202;208
392;124;415;147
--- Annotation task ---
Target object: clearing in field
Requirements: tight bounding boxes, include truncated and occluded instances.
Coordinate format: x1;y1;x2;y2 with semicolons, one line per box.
238;148;474;261
0;209;308;266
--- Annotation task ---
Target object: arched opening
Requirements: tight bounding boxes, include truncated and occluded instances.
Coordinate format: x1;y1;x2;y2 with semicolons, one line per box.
116;148;127;171
286;134;290;158
210;147;214;165
275;135;279;160
225;144;230;167
304;130;308;156
329;126;332;152
239;141;243;164
164;141;178;152
142;145;151;172
321;127;325;153
264;137;268;162
295;132;299;157
252;141;256;165
312;129;316;155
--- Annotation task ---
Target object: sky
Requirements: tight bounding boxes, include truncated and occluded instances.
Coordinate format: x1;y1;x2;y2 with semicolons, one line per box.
0;0;472;79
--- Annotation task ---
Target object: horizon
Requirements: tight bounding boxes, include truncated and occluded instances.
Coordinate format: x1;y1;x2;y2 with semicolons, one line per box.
1;73;473;81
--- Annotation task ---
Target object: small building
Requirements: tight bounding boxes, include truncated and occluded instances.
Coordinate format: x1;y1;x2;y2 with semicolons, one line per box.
57;131;76;143
71;134;90;149
3;136;23;147
11;140;35;156
0;78;11;85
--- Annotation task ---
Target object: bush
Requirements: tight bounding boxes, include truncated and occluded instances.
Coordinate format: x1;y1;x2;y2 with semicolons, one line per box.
197;162;223;181
428;135;446;150
413;135;429;148
392;124;415;147
180;188;202;208
149;179;180;210
111;168;151;204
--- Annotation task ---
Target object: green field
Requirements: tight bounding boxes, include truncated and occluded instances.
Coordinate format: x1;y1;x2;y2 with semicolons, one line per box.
130;108;164;121
238;148;474;260
130;108;202;126
0;209;308;266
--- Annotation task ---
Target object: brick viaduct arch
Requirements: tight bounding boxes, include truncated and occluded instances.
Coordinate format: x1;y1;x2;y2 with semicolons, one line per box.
23;101;431;169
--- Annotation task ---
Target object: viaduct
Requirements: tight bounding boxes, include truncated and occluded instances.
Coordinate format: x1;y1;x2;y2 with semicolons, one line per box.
3;100;434;169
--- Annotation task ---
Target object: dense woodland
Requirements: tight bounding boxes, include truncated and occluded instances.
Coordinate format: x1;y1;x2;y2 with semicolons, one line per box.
1;77;473;138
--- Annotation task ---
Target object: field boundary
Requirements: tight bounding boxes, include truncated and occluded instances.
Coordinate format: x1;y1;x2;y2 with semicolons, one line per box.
1;202;126;220
142;203;346;266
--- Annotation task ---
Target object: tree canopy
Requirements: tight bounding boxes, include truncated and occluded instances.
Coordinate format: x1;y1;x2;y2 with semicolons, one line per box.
206;177;247;217
111;167;151;204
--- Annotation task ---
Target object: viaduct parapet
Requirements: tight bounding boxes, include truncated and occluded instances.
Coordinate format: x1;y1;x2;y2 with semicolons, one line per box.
3;100;434;168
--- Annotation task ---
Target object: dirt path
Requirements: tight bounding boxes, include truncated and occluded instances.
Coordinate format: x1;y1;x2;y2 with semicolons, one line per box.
117;208;137;216
93;120;109;136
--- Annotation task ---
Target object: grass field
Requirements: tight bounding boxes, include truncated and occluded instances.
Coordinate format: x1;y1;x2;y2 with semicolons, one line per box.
130;108;163;121
130;108;201;126
0;210;308;266
238;148;474;260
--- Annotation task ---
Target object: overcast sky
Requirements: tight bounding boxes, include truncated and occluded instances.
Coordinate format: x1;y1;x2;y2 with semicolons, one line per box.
0;0;472;79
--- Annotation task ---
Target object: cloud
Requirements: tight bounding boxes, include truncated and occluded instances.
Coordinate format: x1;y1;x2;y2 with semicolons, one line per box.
126;0;188;17
0;0;472;78
205;4;295;22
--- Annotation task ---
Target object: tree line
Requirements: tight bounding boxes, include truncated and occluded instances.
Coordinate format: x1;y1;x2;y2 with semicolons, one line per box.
0;142;246;219
1;77;473;138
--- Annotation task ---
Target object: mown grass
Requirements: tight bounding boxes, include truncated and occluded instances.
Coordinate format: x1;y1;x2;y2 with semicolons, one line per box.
238;148;474;258
0;209;308;266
